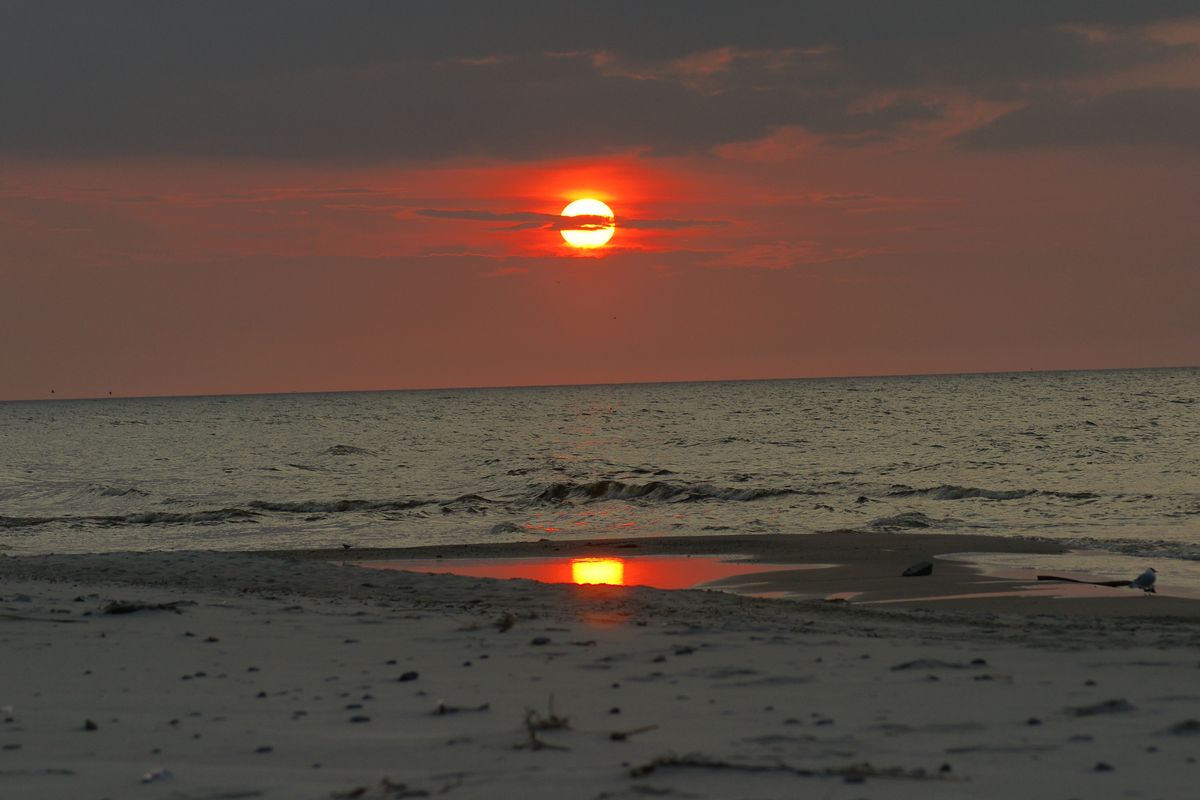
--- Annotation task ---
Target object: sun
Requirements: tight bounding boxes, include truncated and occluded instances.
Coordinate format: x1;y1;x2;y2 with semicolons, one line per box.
560;198;615;248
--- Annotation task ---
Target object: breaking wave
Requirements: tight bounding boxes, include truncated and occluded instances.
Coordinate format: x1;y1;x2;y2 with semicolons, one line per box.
88;484;150;497
868;511;939;530
321;444;377;456
0;493;501;530
0;509;259;529
530;480;803;505
247;498;431;514
888;485;1038;501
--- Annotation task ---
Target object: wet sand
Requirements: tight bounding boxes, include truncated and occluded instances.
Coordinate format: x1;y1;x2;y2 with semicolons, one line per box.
294;531;1200;617
2;532;1199;799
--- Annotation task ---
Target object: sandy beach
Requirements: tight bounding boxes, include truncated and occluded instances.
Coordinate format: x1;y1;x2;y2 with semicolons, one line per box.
3;532;1199;799
7;1;1200;797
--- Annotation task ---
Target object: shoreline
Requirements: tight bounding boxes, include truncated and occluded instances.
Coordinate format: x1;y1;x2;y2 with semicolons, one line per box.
3;531;1198;631
279;530;1200;619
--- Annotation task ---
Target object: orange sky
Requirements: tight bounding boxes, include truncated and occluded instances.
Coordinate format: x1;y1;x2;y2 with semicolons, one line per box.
2;4;1198;400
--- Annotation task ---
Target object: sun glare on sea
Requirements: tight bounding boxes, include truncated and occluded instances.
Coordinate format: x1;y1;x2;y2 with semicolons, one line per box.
571;557;625;585
560;198;615;248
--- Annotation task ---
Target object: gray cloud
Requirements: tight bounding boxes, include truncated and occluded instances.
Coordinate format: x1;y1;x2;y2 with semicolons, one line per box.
1;2;1197;160
957;88;1200;149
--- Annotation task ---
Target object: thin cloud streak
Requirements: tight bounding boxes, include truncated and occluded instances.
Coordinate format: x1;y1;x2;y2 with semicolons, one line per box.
415;208;726;231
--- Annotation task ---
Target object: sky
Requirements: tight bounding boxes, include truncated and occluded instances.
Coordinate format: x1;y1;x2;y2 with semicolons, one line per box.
2;1;1199;400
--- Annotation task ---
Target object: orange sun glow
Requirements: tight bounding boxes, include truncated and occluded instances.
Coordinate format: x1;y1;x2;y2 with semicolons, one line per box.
560;198;615;248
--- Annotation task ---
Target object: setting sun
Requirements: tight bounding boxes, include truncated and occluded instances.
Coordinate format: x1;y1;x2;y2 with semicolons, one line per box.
560;198;615;248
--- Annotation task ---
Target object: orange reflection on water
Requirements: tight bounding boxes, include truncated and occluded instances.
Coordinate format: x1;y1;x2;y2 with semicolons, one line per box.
355;554;813;591
571;558;625;585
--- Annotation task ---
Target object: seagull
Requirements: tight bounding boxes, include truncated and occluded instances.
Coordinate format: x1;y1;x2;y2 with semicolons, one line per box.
1131;568;1157;595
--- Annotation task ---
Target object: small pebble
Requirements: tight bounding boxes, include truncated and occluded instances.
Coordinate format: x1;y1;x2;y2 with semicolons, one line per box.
398;671;419;682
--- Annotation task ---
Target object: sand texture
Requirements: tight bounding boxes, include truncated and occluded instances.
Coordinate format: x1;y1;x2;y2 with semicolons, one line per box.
2;534;1199;799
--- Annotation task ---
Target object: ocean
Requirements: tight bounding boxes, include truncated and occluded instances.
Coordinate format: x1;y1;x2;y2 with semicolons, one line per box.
1;368;1197;561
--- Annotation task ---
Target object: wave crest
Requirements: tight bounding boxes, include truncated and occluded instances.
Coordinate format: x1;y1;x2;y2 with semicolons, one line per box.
888;484;1036;501
0;508;258;529
321;444;376;456
868;511;939;529
531;480;799;505
248;498;430;513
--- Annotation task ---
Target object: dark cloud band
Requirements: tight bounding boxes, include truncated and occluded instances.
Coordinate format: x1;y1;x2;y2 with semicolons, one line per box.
1;2;1196;160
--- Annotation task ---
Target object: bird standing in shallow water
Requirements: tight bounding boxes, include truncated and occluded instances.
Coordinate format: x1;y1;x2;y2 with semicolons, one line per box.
1131;568;1157;594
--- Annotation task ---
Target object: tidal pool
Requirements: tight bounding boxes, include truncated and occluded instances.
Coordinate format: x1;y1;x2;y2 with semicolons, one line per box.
353;554;826;591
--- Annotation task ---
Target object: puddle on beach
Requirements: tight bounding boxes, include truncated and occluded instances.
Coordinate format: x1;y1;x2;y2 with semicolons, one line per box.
354;555;825;592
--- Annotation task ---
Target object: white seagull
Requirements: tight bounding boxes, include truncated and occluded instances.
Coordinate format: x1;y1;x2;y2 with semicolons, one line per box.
1130;568;1157;595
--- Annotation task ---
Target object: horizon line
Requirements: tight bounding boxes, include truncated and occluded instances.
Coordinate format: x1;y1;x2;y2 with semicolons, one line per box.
3;363;1197;404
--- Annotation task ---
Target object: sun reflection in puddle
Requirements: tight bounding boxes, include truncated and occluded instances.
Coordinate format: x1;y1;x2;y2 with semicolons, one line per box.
354;554;820;591
571;558;625;585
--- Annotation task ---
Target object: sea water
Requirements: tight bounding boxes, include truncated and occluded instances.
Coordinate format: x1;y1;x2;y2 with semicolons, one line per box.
1;368;1196;560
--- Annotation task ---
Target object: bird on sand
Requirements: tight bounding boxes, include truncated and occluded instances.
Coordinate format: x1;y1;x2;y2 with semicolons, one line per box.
341;543;353;551
1130;568;1157;594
